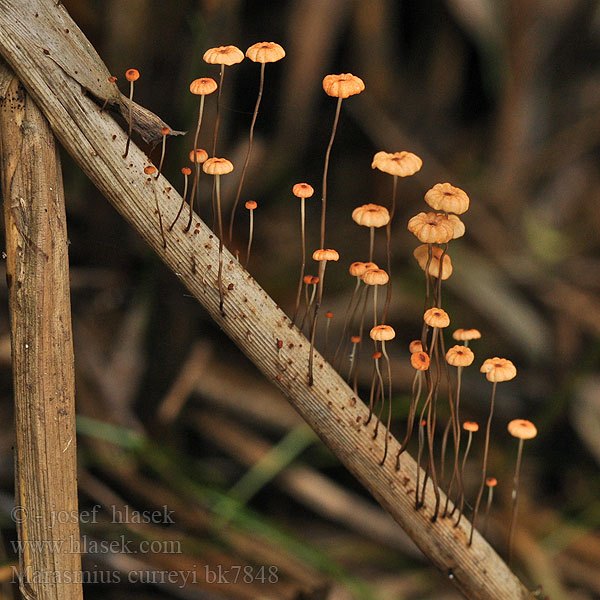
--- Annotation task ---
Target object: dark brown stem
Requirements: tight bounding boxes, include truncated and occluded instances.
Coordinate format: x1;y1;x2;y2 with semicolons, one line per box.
169;171;189;231
122;79;134;158
320;96;343;249
229;62;265;243
308;260;327;385
469;382;497;544
508;438;524;564
291;197;307;327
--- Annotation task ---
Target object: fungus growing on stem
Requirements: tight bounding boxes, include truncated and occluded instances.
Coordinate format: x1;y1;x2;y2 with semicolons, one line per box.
454;420;479;526
308;249;339;385
290;183;315;327
169;167;192;231
229;42;285;242
443;344;475;518
396;347;429;472
122;68;139;158
424;182;470;215
347;335;361;381
362;268;389;327
244;200;257;268
155;126;170;180
452;328;481;346
413;245;453;280
469;357;517;544
408;212;455;245
370;324;395;465
143;165;166;250
352;204;390;262
507;419;537;564
203;46;244;155
320;73;365;249
371;150;422;322
184;148;209;232
202;157;234;315
484;476;498;535
189;77;217;224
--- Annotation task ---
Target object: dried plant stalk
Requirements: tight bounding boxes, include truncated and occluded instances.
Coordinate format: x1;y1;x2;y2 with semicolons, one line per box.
0;64;83;600
0;2;535;598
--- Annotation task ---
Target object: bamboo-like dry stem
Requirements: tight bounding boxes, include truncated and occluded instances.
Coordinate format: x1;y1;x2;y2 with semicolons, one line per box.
0;62;83;600
0;4;535;597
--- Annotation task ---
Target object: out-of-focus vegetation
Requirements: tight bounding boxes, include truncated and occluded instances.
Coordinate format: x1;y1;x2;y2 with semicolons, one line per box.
1;0;599;598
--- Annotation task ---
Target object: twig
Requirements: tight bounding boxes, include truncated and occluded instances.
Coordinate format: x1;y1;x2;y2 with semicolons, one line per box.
0;62;83;600
0;2;534;597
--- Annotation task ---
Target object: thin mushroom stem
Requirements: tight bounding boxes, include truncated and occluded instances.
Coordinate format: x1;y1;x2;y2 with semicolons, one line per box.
455;429;474;526
155;128;169;180
153;182;167;250
300;280;317;332
446;366;464;517
469;381;497;545
371;352;385;436
169;168;190;231
190;95;206;220
229;62;265;243
320;96;343;249
212;65;225;155
396;369;423;470
123;78;135;158
381;175;397;323
346;338;359;381
308;261;327;385
185;157;201;233
379;340;393;465
291;197;307;327
215;174;225;316
368;226;375;263
508;439;524;564
333;277;361;367
244;205;254;269
484;481;495;536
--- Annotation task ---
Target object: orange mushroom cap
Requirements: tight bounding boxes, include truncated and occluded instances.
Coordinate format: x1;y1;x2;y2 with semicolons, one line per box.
125;68;140;82
203;45;244;66
292;182;314;198
323;73;365;98
424;182;470;215
370;324;395;341
371;150;422;177
352;204;390;228
189;77;218;95
202;157;234;175
246;42;286;63
508;419;537;440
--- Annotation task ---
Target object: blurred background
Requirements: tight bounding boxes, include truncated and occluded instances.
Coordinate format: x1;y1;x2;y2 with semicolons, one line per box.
1;0;600;598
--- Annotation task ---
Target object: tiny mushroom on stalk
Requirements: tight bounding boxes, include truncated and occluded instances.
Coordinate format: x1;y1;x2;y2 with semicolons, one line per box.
469;357;517;545
291;183;315;326
408;212;455;244
308;249;340;385
507;419;538;563
244;200;257;268
413;244;453;280
362;268;389;327
352;203;390;261
122;68;140;158
189;78;218;218
169;166;193;231
319;73;365;249
202;157;234;315
425;182;470;214
203;45;244;155
370;324;396;465
229;42;286;242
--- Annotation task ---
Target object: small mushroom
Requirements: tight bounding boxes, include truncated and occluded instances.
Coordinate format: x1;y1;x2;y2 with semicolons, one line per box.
122;68;140;158
507;419;537;563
